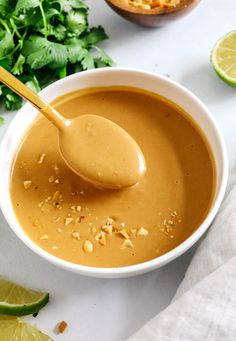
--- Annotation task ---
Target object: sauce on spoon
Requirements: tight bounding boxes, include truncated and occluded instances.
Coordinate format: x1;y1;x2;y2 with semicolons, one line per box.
0;67;146;188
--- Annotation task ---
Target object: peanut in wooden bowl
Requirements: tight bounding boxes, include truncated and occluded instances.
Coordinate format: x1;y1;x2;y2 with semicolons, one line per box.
105;0;201;27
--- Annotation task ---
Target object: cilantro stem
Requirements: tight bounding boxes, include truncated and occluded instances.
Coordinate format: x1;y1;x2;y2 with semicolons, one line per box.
39;1;48;38
10;18;21;39
6;28;28;58
0;18;11;34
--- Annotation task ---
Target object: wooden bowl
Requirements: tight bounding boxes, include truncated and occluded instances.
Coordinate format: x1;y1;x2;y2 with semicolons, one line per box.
105;0;201;27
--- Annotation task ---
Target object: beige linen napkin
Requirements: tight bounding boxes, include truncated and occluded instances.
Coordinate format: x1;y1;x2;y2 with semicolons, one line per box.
128;179;236;341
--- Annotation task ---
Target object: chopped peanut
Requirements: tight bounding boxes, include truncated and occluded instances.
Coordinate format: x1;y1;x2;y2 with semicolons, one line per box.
71;231;80;240
48;176;55;183
39;234;48;240
83;240;93;253
65;217;73;226
118;229;130;239
58;321;68;333
99;234;106;246
137;227;149;237
121;239;134;249
37;153;46;164
23;180;32;189
101;225;113;235
126;0;180;10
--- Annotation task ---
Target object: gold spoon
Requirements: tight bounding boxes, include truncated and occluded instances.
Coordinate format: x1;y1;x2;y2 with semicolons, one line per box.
0;67;146;189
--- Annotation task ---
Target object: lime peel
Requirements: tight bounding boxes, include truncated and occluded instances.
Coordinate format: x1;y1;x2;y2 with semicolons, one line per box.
0;279;49;316
211;30;236;87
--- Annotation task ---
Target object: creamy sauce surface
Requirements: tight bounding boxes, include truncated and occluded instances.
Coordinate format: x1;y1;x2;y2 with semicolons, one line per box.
10;87;215;267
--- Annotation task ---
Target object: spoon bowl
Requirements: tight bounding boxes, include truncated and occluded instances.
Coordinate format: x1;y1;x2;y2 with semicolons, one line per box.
58;114;146;189
0;67;146;189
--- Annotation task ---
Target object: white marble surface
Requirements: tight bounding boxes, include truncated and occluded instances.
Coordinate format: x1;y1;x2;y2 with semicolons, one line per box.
1;0;236;340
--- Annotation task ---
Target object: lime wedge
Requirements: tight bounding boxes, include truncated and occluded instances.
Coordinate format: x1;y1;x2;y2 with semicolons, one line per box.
211;31;236;87
0;315;53;340
0;279;49;316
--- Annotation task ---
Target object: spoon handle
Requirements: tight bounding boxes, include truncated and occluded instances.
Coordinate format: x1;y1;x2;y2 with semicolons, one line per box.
0;66;47;110
0;67;66;130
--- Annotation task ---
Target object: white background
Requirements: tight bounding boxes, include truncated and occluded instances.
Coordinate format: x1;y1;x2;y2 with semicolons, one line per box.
1;0;236;340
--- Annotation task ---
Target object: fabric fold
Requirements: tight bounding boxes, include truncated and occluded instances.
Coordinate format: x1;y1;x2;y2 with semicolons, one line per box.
128;182;236;340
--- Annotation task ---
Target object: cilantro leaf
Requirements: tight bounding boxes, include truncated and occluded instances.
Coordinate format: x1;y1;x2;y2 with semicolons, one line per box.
23;36;67;69
54;0;88;11
15;0;40;13
93;46;113;67
45;24;67;41
25;76;41;92
66;38;87;63
0;29;14;58
81;50;94;70
1;87;22;110
0;116;4;126
81;26;109;47
66;10;87;36
0;0;113;116
11;54;25;75
0;57;12;71
0;0;17;17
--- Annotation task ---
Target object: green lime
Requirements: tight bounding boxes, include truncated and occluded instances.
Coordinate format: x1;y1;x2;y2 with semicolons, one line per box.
0;279;49;316
211;31;236;87
0;315;53;340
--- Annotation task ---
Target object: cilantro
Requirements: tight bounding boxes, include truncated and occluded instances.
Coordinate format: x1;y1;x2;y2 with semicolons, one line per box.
0;0;113;114
0;116;4;125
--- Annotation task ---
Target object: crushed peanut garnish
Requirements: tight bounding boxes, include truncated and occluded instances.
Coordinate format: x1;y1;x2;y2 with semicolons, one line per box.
121;239;134;249
37;153;46;164
48;176;55;183
131;229;137;236
106;217;114;225
83;240;93;253
39;234;49;240
65;217;73;226
52;245;59;250
55;217;61;222
126;0;180;10
76;215;85;223
137;227;149;237
57;227;62;233
23;180;32;189
94;231;105;242
118;229;130;240
99;234;106;246
71;231;80;240
58;321;68;334
101;225;113;235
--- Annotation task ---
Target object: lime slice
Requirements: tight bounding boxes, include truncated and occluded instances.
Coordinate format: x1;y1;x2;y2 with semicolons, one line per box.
0;279;49;316
0;315;53;340
211;31;236;87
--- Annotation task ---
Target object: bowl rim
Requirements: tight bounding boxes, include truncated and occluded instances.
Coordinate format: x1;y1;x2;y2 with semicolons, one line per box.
0;67;228;278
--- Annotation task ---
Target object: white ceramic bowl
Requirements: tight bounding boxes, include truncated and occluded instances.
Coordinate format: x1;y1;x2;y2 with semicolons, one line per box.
0;68;228;278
